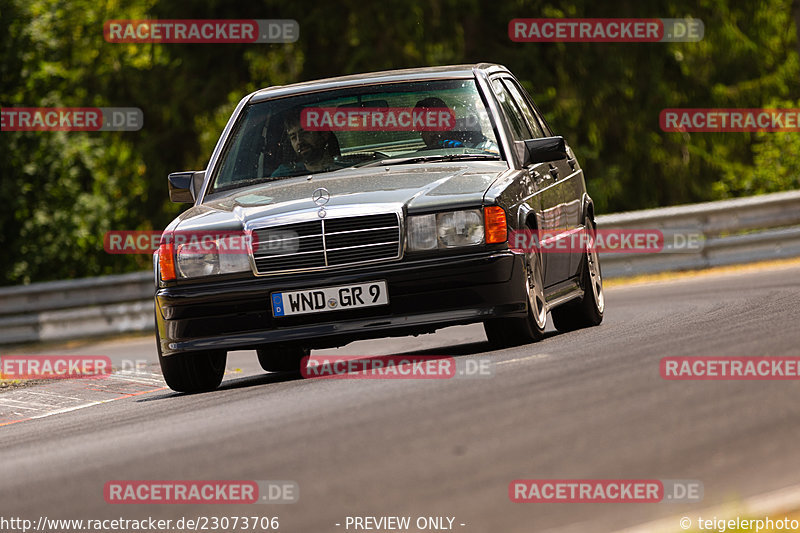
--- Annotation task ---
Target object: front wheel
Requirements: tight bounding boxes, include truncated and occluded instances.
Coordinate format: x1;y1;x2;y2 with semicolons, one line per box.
551;216;604;332
158;349;227;393
484;250;547;348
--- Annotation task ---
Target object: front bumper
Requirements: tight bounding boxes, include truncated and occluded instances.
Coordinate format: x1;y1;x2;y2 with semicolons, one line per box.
155;250;527;356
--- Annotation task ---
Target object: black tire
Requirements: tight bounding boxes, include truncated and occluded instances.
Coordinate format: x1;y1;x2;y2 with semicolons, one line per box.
257;345;310;373
551;216;604;332
158;349;227;393
484;250;547;348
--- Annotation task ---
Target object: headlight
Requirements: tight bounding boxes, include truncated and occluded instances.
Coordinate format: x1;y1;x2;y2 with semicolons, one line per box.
177;242;219;278
218;252;251;275
407;209;486;251
176;234;251;278
437;210;484;247
407;214;438;251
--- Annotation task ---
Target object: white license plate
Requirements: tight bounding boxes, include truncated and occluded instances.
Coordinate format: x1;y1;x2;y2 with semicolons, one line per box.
271;281;389;317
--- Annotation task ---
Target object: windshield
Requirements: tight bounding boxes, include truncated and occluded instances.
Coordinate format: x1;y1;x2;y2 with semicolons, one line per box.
209;79;502;193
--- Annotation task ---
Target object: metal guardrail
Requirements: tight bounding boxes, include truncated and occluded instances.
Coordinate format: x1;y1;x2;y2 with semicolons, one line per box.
596;190;800;277
1;190;799;345
0;272;155;345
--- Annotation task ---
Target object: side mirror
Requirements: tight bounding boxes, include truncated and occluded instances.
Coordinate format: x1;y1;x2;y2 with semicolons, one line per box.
518;136;567;166
168;171;205;203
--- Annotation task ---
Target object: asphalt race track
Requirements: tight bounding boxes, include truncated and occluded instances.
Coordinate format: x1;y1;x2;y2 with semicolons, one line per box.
2;263;800;533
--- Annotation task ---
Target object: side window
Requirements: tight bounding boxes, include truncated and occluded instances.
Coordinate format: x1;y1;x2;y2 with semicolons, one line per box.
491;78;531;141
502;78;545;139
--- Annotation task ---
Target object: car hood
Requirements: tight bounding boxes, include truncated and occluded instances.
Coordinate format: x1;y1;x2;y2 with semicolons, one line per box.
172;161;509;231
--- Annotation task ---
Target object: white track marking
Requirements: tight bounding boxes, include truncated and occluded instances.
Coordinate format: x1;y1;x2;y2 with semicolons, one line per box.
495;353;551;366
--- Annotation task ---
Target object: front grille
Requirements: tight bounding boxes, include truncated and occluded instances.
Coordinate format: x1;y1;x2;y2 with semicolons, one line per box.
252;213;401;274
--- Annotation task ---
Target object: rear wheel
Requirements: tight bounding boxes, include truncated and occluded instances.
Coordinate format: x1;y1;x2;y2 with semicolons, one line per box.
158;349;227;393
257;345;310;373
551;216;604;332
484;250;547;348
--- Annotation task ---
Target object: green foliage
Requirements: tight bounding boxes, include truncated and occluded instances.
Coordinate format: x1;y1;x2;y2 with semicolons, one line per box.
1;0;799;284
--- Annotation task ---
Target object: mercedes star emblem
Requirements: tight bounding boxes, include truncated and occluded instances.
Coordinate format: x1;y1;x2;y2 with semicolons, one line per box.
312;187;330;206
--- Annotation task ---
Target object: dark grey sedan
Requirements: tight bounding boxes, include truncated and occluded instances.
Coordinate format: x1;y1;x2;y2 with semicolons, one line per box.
155;63;603;392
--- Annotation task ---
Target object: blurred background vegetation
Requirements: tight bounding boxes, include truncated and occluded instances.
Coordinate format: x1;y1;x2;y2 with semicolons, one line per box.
1;0;799;285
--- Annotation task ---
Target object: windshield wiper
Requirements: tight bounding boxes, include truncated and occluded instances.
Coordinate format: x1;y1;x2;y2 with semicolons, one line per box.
359;153;501;168
212;176;287;193
212;164;357;193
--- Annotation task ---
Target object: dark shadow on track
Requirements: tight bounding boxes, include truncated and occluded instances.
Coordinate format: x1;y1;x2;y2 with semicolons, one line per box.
217;370;304;391
392;331;560;357
136;331;561;399
135;369;303;400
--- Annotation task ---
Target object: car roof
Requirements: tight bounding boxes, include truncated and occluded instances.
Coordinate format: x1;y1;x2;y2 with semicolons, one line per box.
248;63;510;103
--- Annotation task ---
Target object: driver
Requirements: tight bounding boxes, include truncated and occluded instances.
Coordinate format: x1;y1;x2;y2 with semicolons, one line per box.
272;107;345;176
